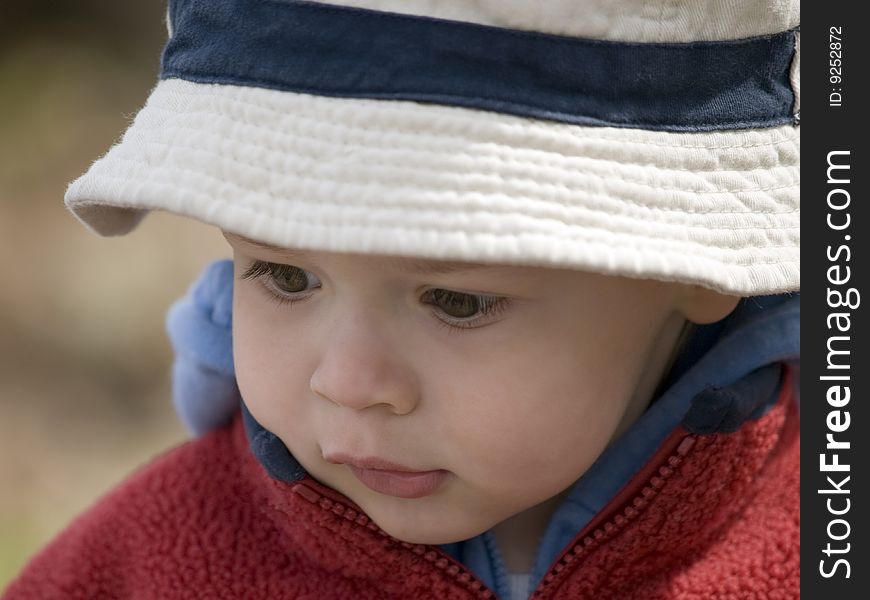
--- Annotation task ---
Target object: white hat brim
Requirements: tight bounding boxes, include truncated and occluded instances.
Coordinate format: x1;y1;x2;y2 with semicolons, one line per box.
66;78;799;295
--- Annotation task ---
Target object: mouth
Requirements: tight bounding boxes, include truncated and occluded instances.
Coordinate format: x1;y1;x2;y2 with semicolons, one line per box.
325;453;449;499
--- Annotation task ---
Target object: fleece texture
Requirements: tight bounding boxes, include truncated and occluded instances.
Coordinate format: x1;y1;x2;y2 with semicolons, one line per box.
3;375;798;599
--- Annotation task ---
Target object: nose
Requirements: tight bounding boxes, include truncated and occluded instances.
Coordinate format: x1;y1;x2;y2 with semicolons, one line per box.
309;312;421;416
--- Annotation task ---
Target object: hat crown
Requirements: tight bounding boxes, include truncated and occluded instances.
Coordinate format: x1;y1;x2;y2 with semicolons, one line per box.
307;0;799;41
161;0;798;132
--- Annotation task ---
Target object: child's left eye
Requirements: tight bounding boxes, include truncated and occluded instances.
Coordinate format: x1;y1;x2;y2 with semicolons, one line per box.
422;289;511;332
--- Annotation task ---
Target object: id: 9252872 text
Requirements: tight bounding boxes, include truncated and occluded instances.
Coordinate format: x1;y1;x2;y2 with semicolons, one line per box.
829;26;843;107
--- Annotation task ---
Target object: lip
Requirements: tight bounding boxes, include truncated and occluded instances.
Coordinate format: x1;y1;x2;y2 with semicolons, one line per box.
325;453;448;499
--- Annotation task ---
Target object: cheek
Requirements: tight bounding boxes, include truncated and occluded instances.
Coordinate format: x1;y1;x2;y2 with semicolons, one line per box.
436;292;667;497
232;287;311;432
436;347;624;494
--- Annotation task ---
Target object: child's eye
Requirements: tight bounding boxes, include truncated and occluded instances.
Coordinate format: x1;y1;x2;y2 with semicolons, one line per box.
427;289;486;319
423;289;511;332
241;260;509;331
241;260;321;304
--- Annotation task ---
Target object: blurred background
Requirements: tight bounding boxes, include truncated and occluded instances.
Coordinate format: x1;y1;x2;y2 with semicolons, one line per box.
0;1;228;587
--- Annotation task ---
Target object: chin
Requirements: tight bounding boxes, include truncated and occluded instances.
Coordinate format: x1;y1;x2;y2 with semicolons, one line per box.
378;523;471;545
366;505;492;546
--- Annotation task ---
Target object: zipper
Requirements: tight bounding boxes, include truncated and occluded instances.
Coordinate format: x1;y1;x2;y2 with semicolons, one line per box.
528;431;698;599
528;366;794;598
291;480;498;599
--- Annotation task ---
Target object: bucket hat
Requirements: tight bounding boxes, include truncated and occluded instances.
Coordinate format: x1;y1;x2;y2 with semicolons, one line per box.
65;0;800;296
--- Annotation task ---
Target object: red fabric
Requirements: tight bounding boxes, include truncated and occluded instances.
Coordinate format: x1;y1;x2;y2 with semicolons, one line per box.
3;379;798;599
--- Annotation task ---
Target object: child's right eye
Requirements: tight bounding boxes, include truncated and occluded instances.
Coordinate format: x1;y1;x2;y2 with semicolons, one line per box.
241;260;322;299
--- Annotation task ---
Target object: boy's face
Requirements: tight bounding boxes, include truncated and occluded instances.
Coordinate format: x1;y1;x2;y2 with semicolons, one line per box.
226;233;693;544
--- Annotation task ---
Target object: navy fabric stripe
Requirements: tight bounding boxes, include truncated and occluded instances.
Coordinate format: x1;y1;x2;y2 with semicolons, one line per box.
162;0;797;132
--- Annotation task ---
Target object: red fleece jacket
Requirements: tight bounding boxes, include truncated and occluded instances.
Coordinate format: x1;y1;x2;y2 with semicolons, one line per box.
3;378;799;599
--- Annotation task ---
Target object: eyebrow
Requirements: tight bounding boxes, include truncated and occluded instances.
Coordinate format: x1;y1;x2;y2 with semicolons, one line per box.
232;236;501;275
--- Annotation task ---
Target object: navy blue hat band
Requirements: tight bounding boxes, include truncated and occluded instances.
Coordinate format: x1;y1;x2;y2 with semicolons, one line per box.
163;0;797;133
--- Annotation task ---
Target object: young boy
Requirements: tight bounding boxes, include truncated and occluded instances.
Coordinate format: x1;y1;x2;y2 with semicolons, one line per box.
3;0;800;598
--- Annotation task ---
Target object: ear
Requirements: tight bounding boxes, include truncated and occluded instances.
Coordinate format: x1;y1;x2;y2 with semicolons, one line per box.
678;285;742;325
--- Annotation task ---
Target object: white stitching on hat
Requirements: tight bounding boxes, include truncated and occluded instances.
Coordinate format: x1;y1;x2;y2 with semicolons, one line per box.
130;120;800;200
157;79;801;151
85;157;800;255
144;102;799;178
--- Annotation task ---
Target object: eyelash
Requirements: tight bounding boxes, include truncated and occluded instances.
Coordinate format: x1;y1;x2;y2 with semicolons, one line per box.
240;260;511;333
